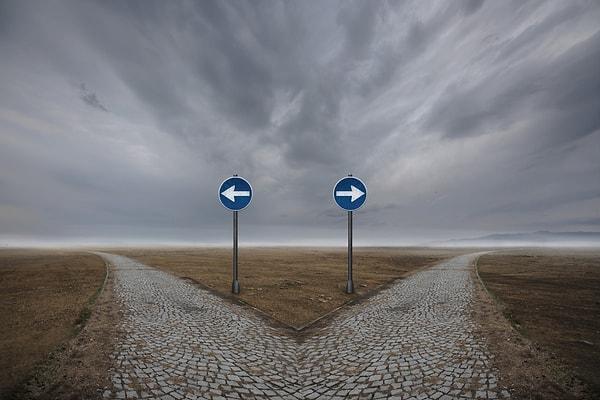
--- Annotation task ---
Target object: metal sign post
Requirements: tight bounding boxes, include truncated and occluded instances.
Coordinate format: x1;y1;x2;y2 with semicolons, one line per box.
333;174;367;294
232;210;240;294
219;175;252;294
347;210;353;294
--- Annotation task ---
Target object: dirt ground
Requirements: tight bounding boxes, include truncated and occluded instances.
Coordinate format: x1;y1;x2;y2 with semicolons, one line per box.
112;247;467;328
28;264;119;400
476;249;600;399
0;250;108;399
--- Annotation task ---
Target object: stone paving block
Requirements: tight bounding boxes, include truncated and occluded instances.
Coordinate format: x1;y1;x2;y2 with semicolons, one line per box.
98;253;510;399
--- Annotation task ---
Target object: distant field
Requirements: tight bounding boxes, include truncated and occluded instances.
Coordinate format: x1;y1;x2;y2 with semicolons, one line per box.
477;249;600;396
113;247;466;327
0;250;106;397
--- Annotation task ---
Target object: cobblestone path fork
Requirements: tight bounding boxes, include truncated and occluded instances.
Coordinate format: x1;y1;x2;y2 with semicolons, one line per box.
98;253;510;400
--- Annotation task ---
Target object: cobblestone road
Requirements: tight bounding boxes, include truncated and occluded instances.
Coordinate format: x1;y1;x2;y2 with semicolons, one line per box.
98;253;509;400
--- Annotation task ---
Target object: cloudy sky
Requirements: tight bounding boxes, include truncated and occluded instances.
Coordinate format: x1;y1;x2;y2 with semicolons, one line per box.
1;0;599;245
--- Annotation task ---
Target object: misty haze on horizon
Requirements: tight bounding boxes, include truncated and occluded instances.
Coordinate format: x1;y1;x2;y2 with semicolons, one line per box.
2;230;599;249
1;1;599;246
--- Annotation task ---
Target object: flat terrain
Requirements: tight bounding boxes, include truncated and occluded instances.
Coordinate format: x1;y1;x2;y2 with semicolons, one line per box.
3;246;598;399
0;250;106;397
112;247;467;327
477;249;600;397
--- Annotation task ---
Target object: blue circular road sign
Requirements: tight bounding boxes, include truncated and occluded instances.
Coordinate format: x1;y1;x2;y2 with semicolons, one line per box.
333;176;367;211
219;176;253;211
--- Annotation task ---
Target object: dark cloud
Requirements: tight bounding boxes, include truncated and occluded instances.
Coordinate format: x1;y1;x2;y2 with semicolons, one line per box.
337;0;383;60
0;0;599;245
461;0;485;15
426;25;600;143
79;83;108;112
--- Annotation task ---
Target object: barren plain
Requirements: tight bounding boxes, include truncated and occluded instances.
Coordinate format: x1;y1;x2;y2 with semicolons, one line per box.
1;247;599;399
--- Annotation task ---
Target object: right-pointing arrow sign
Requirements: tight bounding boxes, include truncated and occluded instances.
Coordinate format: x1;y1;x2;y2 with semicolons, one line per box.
333;176;367;211
335;185;365;202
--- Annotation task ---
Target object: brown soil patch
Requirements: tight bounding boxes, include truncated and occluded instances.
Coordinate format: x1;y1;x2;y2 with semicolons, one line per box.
112;247;467;328
475;249;600;399
0;249;113;399
21;260;119;400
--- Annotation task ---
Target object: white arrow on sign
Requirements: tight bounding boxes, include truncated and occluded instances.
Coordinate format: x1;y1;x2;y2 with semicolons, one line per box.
221;185;250;202
335;185;365;202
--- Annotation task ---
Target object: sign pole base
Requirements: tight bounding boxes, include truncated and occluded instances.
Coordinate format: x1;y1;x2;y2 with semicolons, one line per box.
345;280;354;294
232;280;240;294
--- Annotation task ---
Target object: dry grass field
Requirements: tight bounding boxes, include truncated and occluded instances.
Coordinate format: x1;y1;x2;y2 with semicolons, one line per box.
113;247;466;327
0;250;106;398
477;249;600;397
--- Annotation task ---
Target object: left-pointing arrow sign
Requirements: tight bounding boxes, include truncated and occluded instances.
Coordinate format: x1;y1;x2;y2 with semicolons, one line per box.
219;176;253;211
221;185;250;202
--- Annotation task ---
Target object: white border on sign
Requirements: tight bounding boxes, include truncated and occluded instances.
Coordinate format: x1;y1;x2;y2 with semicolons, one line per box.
218;176;253;211
332;176;367;211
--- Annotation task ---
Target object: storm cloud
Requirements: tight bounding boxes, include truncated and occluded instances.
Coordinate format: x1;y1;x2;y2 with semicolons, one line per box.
0;0;599;245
